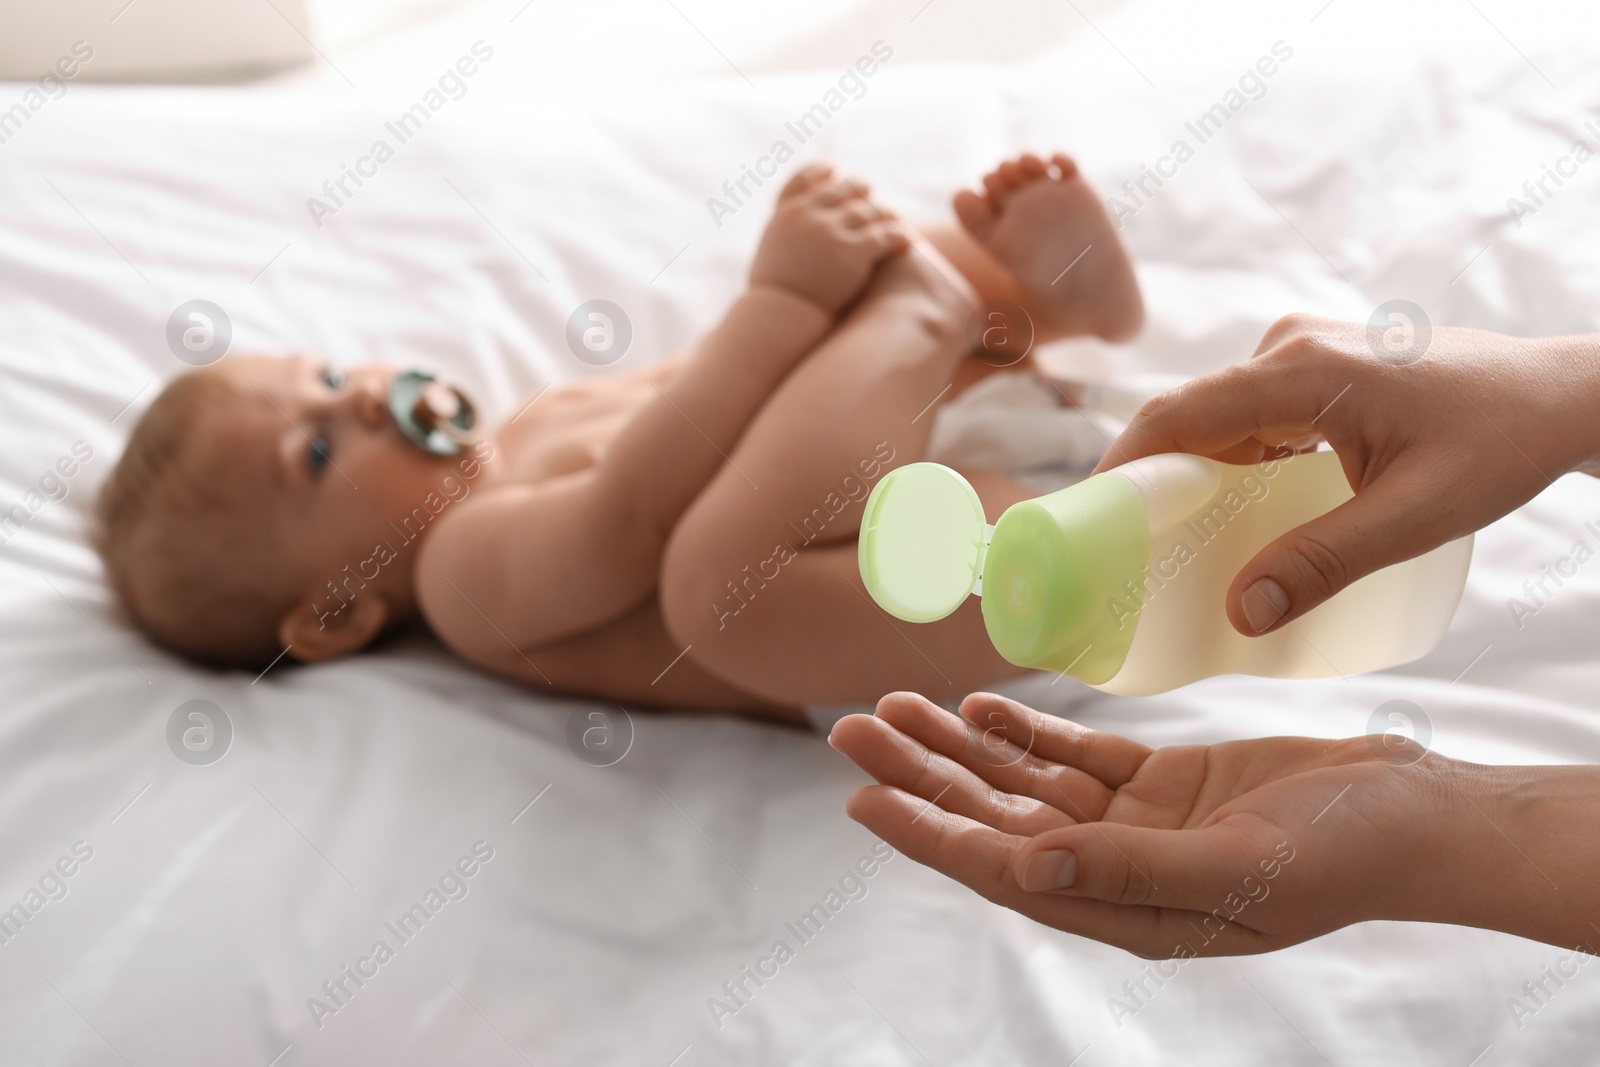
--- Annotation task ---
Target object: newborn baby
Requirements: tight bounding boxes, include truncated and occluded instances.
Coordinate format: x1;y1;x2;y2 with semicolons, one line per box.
98;153;1143;721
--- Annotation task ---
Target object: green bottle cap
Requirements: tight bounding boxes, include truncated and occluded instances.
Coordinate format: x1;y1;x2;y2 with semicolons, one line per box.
858;461;1153;687
859;463;989;623
981;472;1149;683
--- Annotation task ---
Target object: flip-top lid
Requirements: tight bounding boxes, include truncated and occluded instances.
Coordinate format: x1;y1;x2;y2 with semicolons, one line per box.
858;462;988;623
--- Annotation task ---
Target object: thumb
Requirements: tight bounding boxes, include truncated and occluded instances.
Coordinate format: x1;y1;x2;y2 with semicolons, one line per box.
1013;819;1281;912
1226;471;1447;636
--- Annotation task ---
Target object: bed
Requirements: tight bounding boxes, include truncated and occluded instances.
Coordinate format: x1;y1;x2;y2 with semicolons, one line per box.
2;0;1599;1062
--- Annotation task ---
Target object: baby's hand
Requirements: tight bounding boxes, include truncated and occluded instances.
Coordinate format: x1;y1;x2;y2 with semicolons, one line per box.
749;163;910;314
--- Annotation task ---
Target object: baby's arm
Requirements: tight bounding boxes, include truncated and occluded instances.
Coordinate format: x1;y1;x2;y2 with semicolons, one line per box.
418;165;907;657
420;288;830;648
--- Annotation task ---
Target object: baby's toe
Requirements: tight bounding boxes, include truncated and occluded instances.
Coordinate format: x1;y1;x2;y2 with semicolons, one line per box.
782;162;834;198
1050;153;1080;181
953;188;996;236
814;177;870;207
839;200;885;227
843;176;872;200
860;220;910;255
1019;153;1048;178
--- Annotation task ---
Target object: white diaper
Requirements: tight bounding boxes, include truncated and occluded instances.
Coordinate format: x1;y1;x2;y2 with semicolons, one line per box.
924;370;1130;492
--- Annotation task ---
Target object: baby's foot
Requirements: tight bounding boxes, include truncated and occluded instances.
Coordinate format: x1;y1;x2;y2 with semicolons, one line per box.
750;163;910;315
953;153;1143;343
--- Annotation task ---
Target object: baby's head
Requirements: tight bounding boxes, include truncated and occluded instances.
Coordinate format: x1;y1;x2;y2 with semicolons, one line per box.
97;356;486;669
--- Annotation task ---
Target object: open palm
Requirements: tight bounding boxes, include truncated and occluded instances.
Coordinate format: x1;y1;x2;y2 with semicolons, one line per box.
830;691;1451;957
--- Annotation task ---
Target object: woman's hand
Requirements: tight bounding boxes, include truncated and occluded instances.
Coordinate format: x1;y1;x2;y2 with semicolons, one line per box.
830;691;1517;958
1094;315;1600;635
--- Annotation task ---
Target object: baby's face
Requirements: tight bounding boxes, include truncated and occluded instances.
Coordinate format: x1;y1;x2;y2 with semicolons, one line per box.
204;355;480;615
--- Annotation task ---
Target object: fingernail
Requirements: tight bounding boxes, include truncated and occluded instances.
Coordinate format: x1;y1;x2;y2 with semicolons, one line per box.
1021;849;1077;891
1241;578;1290;633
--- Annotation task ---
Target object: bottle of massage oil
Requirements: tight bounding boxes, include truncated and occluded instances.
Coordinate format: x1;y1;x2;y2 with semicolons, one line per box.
858;452;1472;695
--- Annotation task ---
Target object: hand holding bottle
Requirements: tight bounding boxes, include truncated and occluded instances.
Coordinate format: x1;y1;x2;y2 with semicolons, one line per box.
1093;314;1600;635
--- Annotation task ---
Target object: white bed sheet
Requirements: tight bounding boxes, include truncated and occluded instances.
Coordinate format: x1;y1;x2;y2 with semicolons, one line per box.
3;1;1600;1063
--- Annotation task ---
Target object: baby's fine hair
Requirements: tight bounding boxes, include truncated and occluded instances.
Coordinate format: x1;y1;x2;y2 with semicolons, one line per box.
96;371;292;669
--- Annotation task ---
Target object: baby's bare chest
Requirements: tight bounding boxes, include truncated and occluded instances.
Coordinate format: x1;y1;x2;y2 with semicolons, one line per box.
490;366;669;482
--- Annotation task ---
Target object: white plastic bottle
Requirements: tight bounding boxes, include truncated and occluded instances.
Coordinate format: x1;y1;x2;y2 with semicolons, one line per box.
858;451;1473;695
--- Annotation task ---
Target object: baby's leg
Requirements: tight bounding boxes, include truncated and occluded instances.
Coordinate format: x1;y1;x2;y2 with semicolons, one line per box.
659;151;1143;706
659;242;1034;706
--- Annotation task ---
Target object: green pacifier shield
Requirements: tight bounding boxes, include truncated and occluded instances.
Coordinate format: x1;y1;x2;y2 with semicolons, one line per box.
859;463;987;623
388;370;476;456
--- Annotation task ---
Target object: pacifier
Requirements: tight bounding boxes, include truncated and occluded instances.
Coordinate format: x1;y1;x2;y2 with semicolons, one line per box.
387;370;477;455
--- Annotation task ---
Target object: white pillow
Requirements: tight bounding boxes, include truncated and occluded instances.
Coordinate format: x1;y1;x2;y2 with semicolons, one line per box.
0;0;312;84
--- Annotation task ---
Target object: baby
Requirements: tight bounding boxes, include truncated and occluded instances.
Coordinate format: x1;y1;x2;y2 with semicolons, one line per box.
97;153;1143;721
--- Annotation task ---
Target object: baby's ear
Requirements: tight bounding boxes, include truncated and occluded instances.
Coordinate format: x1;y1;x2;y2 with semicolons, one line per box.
279;592;390;663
